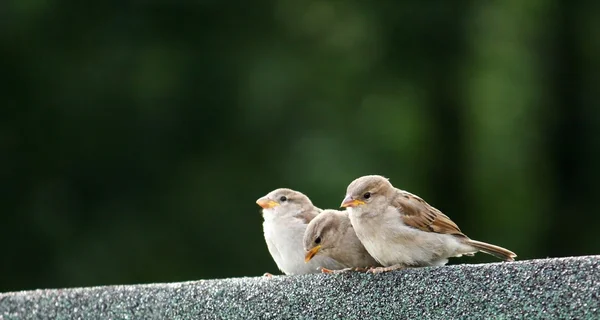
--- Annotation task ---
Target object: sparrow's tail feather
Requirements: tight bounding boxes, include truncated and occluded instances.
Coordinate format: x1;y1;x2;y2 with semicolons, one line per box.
467;240;517;261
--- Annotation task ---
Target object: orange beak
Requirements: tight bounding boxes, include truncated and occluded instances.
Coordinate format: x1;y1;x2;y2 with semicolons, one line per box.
304;245;322;263
340;195;365;208
256;198;279;209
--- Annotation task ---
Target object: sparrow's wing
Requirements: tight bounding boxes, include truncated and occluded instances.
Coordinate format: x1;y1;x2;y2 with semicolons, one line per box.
391;190;466;237
297;207;321;225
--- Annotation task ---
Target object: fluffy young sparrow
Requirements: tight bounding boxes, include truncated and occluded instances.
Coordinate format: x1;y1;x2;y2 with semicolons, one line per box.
341;175;516;273
257;188;345;275
304;209;382;273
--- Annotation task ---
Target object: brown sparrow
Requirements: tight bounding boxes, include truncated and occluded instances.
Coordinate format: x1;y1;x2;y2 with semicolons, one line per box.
257;188;345;275
341;175;516;273
303;209;382;273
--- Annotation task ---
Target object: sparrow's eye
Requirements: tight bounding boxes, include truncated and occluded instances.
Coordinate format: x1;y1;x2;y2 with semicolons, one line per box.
363;192;371;199
279;196;287;202
315;236;321;244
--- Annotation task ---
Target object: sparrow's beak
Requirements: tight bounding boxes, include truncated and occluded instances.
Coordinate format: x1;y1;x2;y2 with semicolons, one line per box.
340;195;365;208
256;198;279;209
304;245;322;263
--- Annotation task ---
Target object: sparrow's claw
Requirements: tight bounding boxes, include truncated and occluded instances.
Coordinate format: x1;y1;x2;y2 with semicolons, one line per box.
320;267;357;274
320;267;335;274
367;264;406;274
367;267;385;274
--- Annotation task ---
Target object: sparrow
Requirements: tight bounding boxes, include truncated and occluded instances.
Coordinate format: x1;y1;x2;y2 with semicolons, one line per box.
341;175;517;273
257;188;345;275
304;209;382;273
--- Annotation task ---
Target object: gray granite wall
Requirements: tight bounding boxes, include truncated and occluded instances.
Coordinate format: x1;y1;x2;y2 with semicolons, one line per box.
1;256;599;319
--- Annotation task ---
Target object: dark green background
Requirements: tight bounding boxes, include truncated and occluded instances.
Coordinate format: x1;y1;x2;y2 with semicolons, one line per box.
2;0;599;292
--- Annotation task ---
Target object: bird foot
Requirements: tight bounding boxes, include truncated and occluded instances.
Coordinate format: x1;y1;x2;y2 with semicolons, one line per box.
367;264;406;274
320;267;366;274
320;267;351;274
263;272;274;278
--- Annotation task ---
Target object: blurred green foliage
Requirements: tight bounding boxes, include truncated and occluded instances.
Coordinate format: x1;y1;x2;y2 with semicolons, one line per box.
1;0;599;292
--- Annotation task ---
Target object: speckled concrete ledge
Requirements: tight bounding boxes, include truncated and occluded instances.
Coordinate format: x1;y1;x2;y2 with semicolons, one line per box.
1;256;599;319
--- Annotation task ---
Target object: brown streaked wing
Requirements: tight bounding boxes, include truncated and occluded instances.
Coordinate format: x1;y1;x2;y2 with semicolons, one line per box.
391;190;467;237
